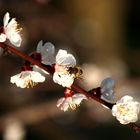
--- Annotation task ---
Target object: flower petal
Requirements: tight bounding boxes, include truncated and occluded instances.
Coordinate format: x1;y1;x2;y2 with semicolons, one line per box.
3;12;10;27
56;97;65;107
4;15;22;47
53;72;74;87
60;97;72;111
36;40;43;52
8;33;22;47
0;33;6;42
56;49;76;67
72;94;87;105
30;71;45;83
36;40;55;65
101;77;114;92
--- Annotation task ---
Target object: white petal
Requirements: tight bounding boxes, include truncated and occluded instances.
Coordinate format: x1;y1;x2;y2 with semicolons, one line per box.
53;72;74;87
0;33;6;42
36;41;55;65
60;97;71;111
101;89;114;102
43;42;55;55
56;97;72;111
3;12;10;27
16;79;27;88
10;73;21;84
53;72;62;85
30;71;45;82
56;97;65;107
10;73;27;88
101;77;115;101
36;40;43;52
56;49;76;67
8;33;22;47
117;95;133;104
5;18;17;30
72;94;87;105
42;42;55;65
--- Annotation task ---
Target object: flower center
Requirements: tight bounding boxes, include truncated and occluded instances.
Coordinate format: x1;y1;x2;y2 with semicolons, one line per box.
69;102;77;110
117;104;129;116
24;79;37;88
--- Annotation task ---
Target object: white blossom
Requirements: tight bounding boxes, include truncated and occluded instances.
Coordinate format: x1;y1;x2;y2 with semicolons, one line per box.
53;49;76;87
57;94;87;111
36;40;55;65
10;71;45;88
112;95;140;124
0;12;22;47
101;77;115;102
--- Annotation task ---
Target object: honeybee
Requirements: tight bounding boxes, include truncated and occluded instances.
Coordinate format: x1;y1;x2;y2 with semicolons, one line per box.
67;66;83;78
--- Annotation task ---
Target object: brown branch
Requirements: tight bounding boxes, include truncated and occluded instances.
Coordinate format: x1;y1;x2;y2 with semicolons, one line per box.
0;43;50;73
0;42;113;108
128;123;140;134
0;42;140;133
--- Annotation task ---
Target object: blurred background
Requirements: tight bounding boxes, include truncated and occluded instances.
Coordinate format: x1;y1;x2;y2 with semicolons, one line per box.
0;0;140;139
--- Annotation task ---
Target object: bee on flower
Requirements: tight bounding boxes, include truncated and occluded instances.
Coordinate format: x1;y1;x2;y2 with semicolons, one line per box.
0;12;22;47
112;95;140;124
36;40;83;87
56;88;87;111
10;64;45;88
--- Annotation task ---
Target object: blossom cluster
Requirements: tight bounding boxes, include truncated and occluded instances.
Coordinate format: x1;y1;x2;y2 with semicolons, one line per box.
0;12;140;127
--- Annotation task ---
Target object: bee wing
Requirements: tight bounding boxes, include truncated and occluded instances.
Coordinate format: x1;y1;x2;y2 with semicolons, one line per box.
36;40;55;65
56;49;76;67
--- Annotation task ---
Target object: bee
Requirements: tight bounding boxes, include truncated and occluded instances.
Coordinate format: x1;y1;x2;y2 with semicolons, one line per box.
67;66;83;78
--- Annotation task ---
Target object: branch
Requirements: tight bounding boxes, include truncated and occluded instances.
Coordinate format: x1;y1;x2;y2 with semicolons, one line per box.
0;42;140;133
0;43;113;108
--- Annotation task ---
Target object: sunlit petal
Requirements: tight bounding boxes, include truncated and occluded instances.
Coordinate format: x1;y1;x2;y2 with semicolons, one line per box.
56;49;76;67
3;12;10;27
0;33;6;42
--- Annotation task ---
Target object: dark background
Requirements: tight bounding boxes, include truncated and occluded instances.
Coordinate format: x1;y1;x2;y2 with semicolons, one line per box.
0;0;140;140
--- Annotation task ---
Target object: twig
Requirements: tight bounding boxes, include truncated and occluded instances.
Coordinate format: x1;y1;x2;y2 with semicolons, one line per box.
0;42;140;133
